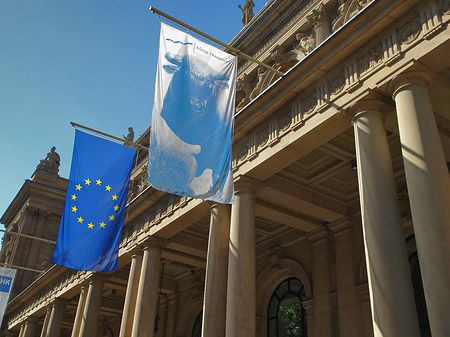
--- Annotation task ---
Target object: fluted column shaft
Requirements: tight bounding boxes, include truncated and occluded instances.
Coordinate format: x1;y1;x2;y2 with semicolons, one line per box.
22;319;37;337
45;300;66;337
39;307;51;337
131;239;165;337
202;203;231;337
78;278;104;337
226;183;256;337
70;286;87;337
391;72;450;337
119;251;143;337
352;102;420;337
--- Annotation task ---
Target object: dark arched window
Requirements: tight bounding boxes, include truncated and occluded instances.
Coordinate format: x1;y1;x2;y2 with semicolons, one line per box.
268;277;307;337
406;236;431;337
192;312;202;337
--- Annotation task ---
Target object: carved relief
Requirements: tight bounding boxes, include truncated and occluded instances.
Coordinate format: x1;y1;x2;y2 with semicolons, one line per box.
398;20;421;44
443;0;450;14
191;280;204;301
279;111;292;132
237;144;249;162
257;128;270;147
303;95;318;115
329;72;346;95
268;247;283;271
358;45;384;75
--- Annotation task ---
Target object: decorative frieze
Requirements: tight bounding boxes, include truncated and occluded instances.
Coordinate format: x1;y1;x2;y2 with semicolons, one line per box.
399;19;421;45
316;80;329;113
7;269;89;329
344;59;360;92
382;33;402;66
419;0;443;39
329;72;346;96
302;94;318;116
442;0;450;15
358;44;384;77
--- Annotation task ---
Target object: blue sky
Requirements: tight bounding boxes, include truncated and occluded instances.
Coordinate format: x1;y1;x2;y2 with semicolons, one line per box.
0;0;268;220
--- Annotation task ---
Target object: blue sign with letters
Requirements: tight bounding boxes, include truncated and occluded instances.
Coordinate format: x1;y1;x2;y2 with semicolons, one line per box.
0;276;12;293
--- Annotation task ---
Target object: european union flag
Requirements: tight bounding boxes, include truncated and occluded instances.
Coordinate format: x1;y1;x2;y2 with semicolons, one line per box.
51;130;136;271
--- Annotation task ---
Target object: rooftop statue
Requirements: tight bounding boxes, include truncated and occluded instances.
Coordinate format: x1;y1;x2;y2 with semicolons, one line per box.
238;0;255;26
36;146;60;174
123;127;135;143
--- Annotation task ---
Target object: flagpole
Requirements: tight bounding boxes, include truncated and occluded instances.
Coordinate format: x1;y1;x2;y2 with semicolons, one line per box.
0;229;56;245
0;263;44;274
149;6;285;77
70;122;150;151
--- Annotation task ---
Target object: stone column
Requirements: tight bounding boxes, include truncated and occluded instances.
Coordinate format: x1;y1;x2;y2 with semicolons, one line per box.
17;324;24;337
78;277;105;337
390;71;450;337
45;299;66;337
328;218;359;337
71;285;88;337
226;182;257;337
351;100;420;337
119;251;143;337
202;203;231;337
308;228;332;337
307;4;331;45
22;319;37;337
39;306;51;337
131;238;167;337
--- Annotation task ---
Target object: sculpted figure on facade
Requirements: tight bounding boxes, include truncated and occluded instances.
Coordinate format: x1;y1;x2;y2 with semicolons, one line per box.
236;73;252;112
270;45;287;69
238;0;255;26
36;146;60;174
249;67;268;100
295;31;316;55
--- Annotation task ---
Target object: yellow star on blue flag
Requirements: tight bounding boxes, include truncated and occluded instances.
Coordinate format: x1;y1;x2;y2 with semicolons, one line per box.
51;130;136;271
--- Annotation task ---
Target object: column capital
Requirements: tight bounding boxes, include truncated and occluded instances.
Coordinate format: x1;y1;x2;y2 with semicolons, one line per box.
50;298;69;308
347;97;390;123
327;217;354;233
307;226;330;243
87;275;107;286
307;3;330;27
24;317;39;324
388;70;433;99
233;176;261;194
138;236;169;250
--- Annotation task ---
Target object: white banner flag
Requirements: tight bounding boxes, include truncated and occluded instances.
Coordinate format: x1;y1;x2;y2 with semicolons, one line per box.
148;22;236;204
0;267;16;327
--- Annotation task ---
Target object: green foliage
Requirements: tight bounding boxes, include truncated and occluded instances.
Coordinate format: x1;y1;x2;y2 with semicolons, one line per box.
278;301;303;337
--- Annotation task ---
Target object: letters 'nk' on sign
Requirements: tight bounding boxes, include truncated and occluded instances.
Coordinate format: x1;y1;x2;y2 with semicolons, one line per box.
148;22;237;204
51;130;136;272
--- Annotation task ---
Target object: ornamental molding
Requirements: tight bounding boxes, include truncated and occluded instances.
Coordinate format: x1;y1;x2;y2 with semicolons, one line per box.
233;3;449;170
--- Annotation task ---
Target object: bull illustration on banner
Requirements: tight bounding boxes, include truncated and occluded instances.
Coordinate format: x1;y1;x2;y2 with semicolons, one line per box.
149;23;236;204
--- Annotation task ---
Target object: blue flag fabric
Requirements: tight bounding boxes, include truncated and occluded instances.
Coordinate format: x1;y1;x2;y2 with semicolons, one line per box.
148;23;236;204
51;130;136;271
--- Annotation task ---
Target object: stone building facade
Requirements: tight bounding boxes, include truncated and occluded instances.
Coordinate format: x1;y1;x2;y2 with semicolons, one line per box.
2;0;450;336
